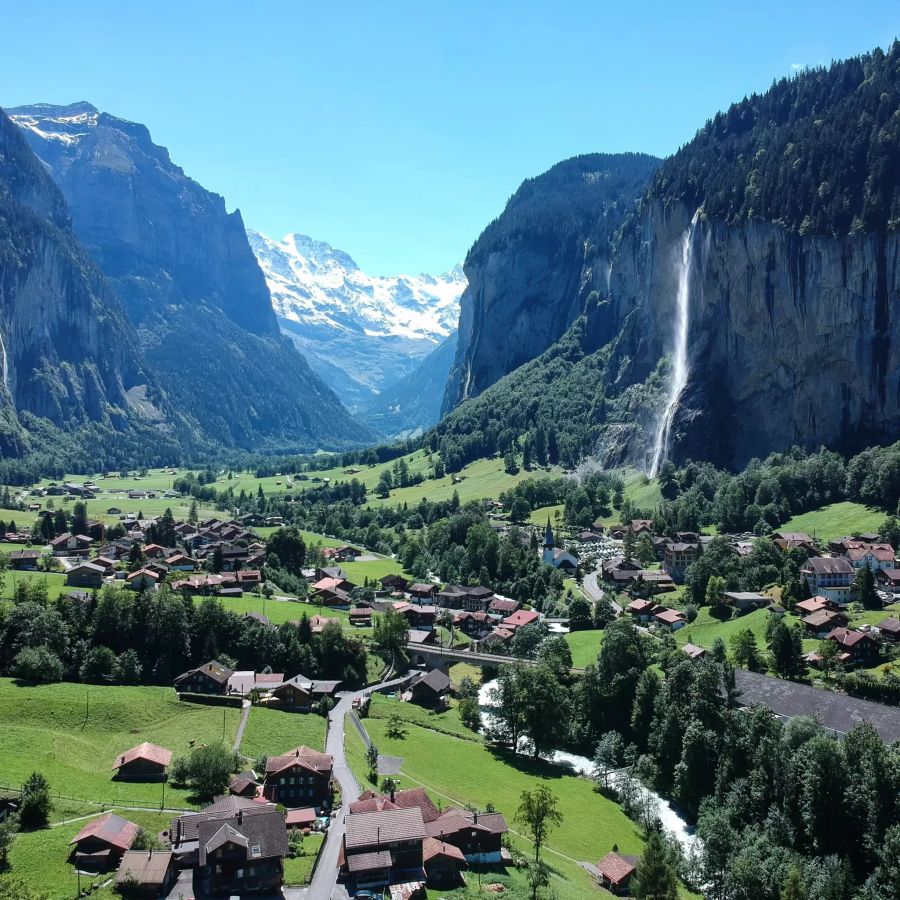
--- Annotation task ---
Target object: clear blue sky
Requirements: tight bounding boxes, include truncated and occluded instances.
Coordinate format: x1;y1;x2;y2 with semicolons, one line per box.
1;1;896;274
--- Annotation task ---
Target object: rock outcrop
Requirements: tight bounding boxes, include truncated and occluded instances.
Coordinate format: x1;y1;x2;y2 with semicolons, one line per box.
9;102;373;452
0;106;163;455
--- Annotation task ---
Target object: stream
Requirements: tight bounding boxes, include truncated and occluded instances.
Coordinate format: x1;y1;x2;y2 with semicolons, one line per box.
478;678;699;853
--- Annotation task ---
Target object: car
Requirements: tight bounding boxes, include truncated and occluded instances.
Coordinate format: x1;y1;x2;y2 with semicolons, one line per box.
354;892;377;899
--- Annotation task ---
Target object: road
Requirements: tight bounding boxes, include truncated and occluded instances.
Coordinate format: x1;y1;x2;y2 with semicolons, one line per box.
233;698;251;753
583;570;622;613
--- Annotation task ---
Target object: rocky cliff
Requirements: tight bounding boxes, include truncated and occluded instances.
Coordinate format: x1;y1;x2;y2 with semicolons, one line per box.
0;106;165;456
9;102;374;452
443;153;661;413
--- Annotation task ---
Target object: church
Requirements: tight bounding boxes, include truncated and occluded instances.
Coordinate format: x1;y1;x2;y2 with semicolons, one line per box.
541;521;579;572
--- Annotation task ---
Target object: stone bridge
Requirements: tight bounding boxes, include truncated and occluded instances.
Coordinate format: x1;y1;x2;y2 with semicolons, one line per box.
407;641;584;676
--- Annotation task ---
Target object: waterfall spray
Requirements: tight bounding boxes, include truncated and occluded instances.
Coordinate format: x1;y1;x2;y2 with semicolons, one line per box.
649;210;700;477
0;330;8;395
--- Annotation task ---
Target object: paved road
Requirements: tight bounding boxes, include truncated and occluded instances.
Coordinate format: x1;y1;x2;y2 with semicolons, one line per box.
233;699;251;753
583;570;622;613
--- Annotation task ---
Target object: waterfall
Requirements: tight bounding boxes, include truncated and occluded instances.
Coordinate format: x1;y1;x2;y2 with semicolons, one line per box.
0;330;8;395
649;211;700;477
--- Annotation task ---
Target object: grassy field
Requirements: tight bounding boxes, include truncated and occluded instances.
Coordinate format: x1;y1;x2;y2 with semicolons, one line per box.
0;679;241;808
675;607;775;652
240;705;328;760
339;555;413;585
777;501;886;543
346;695;644;899
3;570;69;601
2;809;172;900
564;630;604;669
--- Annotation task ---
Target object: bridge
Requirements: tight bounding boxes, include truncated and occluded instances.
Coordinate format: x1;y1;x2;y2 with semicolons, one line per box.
406;641;585;676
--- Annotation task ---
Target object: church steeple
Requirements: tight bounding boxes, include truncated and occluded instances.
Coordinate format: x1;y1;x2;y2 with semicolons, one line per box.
544;518;554;548
542;518;555;564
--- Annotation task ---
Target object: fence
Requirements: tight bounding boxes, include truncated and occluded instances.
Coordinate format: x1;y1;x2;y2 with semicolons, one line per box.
0;782;198;813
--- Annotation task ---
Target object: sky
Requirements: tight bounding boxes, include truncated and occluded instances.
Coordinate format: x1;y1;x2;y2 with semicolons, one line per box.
1;1;897;274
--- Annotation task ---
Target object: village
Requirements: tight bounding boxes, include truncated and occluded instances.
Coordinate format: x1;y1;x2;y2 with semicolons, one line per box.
0;467;899;900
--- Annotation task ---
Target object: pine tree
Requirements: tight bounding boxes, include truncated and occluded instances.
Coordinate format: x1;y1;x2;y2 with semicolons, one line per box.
632;828;678;900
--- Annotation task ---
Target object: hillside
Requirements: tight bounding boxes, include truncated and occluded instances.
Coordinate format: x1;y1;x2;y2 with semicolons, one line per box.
443;152;662;413
437;43;900;472
9;102;373;453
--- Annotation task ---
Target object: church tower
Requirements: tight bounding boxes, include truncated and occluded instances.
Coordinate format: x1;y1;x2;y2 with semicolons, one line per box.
543;518;555;564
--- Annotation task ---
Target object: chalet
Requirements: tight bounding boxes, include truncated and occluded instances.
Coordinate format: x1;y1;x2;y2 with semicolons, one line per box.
481;627;514;648
800;557;855;603
126;568;159;591
875;568;900;593
408;628;438;646
115;850;176;898
397;603;437;628
9;549;40;570
653;608;687;631
228;770;261;798
795;596;836;616
93;556;117;575
269;674;341;710
826;627;879;665
594;851;639;895
845;545;895;572
423;837;466;885
626;598;658;622
578;531;604;543
142;543;167;559
502;608;540;631
197;807;289;895
425;807;507;865
877;617;900;642
409;582;438;601
802;609;849;637
70;813;139;870
174;660;234;695
682;643;707;660
630;519;653;535
66;561;105;589
662;541;700;582
774;531;818;554
113;743;172;780
349;607;373;627
453;610;492;637
406;669;451;708
601;556;642;583
488;597;520;615
50;532;93;557
262;746;334;808
342;807;428;892
336;545;363;560
284;806;317;829
381;574;410;593
724;591;772;612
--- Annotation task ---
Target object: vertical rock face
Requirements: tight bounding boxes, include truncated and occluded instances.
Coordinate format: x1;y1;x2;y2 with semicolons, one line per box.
603;202;900;469
443;153;662;413
9;102;374;451
0;106;157;454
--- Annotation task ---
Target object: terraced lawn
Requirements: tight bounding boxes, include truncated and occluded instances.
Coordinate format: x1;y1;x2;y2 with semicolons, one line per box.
240;705;328;760
0;678;240;808
777;501;886;543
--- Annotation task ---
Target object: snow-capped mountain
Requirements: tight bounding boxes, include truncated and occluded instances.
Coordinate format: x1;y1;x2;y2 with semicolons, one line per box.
248;229;466;434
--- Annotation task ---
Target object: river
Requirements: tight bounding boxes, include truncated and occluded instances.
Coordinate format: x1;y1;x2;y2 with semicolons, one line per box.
478;678;699;853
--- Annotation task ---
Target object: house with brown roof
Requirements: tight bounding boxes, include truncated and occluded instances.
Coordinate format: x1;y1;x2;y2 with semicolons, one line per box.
826;627;879;665
408;582;438;601
126;568;160;591
197;807;289;895
70;813;140;870
488;596;520;615
877;617;900;642
405;669;451;708
269;674;341;711
682;643;707;660
113;743;172;780
262;746;334;809
653;608;687;631
173;660;234;695
875;567;900;593
66;561;105;589
50;532;93;557
381;573;410;593
349;607;373;627
9;549;40;570
228;770;261;798
663;541;700;583
341;806;428;892
802;609;849;637
594;850;639;895
774;531;818;554
115;850;176;898
795;596;836;616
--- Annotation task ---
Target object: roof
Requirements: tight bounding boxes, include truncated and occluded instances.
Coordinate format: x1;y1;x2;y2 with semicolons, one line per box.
423;836;466;864
113;742;172;771
734;668;900;743
264;746;334;777
596;851;639;885
425;808;508;838
344;807;428;849
796;597;830;614
803;610;845;628
71;813;140;851
803;557;854;575
175;660;234;686
346;849;393;872
654;608;686;624
197;809;288;866
877;617;900;634
409;582;436;593
285;807;317;826
351;788;441;823
170;797;274;843
503;609;540;628
682;643;707;659
413;669;452;694
115;850;173;886
847;546;895;562
827;627;876;648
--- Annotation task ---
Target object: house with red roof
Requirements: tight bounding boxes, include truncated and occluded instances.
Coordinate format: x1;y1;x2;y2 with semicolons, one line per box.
594;850;639;894
502;609;540;631
112;742;172;780
70;812;140;870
